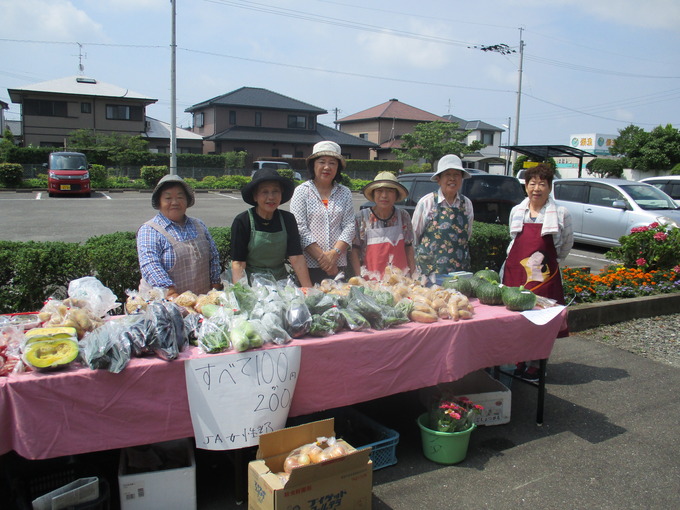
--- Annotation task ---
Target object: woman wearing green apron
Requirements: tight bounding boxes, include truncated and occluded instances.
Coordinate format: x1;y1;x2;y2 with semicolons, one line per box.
230;168;312;287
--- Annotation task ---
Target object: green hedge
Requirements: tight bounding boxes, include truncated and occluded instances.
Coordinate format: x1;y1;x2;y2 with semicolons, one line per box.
0;227;232;314
0;222;507;313
0;163;24;187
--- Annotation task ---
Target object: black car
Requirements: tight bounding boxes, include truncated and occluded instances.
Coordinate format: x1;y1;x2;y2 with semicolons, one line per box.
362;172;525;224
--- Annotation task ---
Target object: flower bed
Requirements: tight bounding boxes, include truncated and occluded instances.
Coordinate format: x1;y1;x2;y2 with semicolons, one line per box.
563;265;680;303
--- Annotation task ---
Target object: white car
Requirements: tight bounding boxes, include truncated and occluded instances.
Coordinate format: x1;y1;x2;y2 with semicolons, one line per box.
640;176;680;206
553;178;680;247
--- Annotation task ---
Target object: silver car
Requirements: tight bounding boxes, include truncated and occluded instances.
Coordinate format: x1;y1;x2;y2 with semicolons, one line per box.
553;178;680;247
640;176;680;206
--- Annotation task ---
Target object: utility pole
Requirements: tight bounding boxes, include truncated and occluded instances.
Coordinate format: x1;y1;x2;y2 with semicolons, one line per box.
513;28;524;148
170;0;177;175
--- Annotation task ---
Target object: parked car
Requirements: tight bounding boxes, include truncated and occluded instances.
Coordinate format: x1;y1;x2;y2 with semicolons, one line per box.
640;176;680;206
251;160;302;180
44;151;91;197
361;172;526;224
552;178;680;247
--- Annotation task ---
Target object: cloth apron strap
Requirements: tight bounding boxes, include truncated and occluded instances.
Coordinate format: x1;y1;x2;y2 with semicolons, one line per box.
246;209;289;281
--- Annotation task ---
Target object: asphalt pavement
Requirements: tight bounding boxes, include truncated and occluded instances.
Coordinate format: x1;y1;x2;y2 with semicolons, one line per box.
192;332;679;510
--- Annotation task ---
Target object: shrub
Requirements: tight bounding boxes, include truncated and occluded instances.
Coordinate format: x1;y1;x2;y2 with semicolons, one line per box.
207;227;232;274
83;232;141;303
671;163;680;175
89;164;108;188
140;166;168;188
0;163;24;187
605;222;680;271
469;222;511;272
586;158;624;178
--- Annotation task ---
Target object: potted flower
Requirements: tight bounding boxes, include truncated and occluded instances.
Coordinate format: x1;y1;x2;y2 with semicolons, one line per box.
417;395;483;464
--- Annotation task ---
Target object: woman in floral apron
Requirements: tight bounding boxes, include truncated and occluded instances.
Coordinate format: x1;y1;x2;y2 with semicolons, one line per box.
502;163;573;381
412;154;474;277
349;172;416;278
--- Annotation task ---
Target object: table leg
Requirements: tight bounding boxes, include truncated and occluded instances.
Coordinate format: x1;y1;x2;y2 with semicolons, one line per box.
493;358;548;426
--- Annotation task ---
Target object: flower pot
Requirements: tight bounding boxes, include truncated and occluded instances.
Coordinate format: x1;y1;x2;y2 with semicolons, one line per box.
417;413;476;464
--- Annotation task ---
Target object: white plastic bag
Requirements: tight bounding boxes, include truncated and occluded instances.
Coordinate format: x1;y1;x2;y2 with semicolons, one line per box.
68;277;120;318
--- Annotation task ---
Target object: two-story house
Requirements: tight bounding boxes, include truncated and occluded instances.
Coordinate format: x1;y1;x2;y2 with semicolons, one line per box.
336;98;506;172
185;87;376;160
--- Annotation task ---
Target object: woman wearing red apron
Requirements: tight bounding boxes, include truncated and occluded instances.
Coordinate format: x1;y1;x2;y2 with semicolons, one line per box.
350;172;416;278
502;163;573;381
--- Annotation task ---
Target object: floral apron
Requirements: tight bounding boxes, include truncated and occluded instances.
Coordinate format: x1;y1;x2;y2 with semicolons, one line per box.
416;192;471;275
246;209;289;281
503;222;568;336
364;209;409;277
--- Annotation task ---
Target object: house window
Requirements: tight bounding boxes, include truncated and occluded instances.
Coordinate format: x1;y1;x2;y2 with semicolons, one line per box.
194;112;204;128
288;115;307;129
480;131;494;145
23;99;67;117
229;111;236;124
255;112;262;126
359;133;369;140
294;150;303;158
271;149;280;157
308;116;315;129
81;102;92;114
106;104;142;121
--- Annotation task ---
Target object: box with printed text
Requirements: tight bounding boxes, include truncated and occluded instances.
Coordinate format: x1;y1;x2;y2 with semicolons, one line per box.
248;418;373;510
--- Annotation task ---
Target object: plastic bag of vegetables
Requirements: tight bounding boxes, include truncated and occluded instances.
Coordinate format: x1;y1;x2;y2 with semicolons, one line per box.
80;316;133;373
338;308;369;331
197;317;231;354
145;301;186;361
229;317;264;352
280;285;312;338
347;286;384;329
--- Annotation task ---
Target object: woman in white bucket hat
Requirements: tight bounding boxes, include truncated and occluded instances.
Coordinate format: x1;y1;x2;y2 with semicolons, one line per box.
290;141;355;284
411;154;474;276
349;171;416;278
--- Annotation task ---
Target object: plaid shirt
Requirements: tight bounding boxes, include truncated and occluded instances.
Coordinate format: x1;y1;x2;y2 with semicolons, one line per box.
137;213;221;288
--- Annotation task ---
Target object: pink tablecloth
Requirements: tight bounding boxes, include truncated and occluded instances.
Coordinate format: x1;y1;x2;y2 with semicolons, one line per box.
0;303;566;460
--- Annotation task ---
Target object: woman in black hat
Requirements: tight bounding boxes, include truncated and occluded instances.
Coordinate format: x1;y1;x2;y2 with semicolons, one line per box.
230;168;312;286
137;174;223;298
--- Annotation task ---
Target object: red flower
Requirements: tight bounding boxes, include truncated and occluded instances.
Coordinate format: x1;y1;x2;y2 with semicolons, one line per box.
654;232;668;241
636;258;647;266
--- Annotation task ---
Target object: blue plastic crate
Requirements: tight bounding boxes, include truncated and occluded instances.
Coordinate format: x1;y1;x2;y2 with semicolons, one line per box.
332;408;400;470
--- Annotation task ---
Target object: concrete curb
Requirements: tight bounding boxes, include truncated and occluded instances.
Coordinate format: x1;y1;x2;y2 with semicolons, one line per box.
567;292;680;332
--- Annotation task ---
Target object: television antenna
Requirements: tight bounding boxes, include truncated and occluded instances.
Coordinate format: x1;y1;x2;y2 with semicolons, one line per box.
76;43;87;74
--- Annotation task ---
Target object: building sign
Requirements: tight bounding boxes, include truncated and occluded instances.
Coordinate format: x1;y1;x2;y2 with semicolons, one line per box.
570;133;618;155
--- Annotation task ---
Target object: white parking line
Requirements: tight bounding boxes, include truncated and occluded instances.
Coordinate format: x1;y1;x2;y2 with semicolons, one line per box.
101;192;112;200
36;192;42;200
571;252;611;263
215;192;240;199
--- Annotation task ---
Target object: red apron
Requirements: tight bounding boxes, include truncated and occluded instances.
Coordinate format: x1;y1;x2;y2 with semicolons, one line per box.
364;212;409;277
503;222;568;336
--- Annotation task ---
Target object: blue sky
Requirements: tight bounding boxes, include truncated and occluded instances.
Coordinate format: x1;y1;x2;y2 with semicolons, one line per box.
1;0;679;146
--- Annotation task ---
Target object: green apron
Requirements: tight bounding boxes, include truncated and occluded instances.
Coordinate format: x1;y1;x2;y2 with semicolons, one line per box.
415;191;471;275
246;209;289;281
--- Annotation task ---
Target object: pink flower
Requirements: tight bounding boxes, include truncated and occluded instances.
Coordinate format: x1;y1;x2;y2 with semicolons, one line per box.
654;232;668;241
636;258;647;266
673;265;680;274
649;222;660;229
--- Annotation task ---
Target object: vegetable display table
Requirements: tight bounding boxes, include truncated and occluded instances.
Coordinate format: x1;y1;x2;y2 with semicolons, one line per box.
0;303;566;460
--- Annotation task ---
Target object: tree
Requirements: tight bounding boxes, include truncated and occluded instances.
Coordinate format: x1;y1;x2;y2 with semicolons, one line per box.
586;158;624;178
68;129;149;152
392;121;485;168
610;124;680;172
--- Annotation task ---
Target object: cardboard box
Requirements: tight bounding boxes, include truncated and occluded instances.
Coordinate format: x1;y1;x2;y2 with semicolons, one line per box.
248;419;373;510
433;370;512;426
118;439;196;510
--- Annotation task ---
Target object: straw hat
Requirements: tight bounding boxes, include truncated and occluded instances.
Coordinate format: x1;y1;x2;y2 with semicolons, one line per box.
152;174;195;209
306;141;346;170
241;167;295;206
362;171;408;201
430;154;471;181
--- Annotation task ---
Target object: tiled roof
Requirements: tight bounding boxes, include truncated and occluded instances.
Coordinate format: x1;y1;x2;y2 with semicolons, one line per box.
337;99;448;123
142;117;203;140
442;115;501;132
207;123;378;148
7;76;156;103
186;87;327;114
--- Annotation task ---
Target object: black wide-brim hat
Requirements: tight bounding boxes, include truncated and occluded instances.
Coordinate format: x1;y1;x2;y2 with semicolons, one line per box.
241;168;296;206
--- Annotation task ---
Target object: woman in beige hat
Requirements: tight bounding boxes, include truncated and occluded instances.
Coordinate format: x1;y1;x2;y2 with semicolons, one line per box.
137;174;223;298
290;141;355;284
349;172;416;278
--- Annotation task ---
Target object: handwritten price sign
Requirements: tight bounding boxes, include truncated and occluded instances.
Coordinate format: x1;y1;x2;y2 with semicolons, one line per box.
184;346;301;450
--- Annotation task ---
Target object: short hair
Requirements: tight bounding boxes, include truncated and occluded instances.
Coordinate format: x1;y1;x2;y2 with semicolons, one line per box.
307;157;343;183
524;163;555;185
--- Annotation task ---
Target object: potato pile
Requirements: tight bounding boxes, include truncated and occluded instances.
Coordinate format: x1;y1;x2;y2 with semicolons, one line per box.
38;298;104;339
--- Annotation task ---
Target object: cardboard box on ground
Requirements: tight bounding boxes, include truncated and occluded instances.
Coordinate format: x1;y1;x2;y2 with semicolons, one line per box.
118;439;196;510
248;419;373;510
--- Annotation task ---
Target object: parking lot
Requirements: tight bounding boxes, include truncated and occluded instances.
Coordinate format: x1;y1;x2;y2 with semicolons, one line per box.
0;189;610;271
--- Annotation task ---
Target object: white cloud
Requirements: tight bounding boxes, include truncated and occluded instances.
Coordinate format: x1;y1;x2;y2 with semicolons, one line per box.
0;0;105;40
